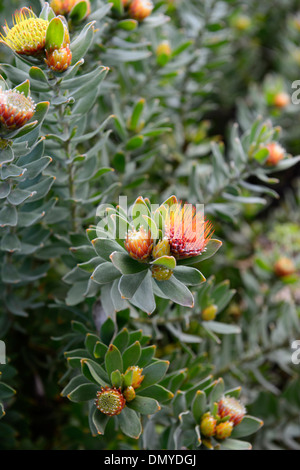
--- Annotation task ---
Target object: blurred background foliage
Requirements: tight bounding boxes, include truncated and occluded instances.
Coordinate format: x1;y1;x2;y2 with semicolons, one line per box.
0;0;299;450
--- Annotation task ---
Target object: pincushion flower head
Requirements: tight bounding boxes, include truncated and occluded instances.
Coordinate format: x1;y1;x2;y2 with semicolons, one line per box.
164;202;213;259
218;396;246;426
0;8;49;56
95;386;126;416
0;87;35;130
124;226;153;261
44;17;72;73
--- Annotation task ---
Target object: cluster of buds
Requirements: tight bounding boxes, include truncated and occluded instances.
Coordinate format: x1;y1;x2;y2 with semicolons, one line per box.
200;396;246;442
50;0;91;17
0;88;35;131
95;366;145;415
0;8;72;73
124;201;213;282
122;0;153;21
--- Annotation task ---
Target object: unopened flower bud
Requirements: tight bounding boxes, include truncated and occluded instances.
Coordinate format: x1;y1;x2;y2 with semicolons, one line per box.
125;366;144;389
151;265;173;281
95;386;126;416
215;421;234;440
50;0;91;16
273;92;290;108
202;304;218;321
218;396;246;426
124;226;153;261
156;41;172;66
129;0;153;21
45;45;72;72
231;15;251;31
274;257;296;277
123;386;136;402
0;89;35;130
152;239;171;259
265;142;285;166
200;413;217;437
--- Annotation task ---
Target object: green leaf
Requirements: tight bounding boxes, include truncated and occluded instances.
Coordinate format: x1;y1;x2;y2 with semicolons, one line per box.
71;21;95;64
203;321;241;335
137;345;156;368
178;239;222;265
91;261;121;284
118;271;148;299
138;384;174;402
127;396;160;415
118;407;141;439
91;408;109;435
81;359;109;386
69;1;89;23
111;370;123;388
94;341;108;359
13;79;30;97
110;251;149;274
100;317;115;345
220;439;252;450
173;266;206;285
192;390;207;422
67;383;99;402
139;360;169;391
105;344;123;377
92;238;125;262
125;135;144;151
45;17;65;52
113;328;129;352
123;341;141;371
152;256;176;270
231;416;264;438
154;276;194;308
118;19;138;31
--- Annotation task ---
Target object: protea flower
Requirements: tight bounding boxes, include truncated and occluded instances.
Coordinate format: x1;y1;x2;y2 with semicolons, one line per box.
265;142;285;166
129;0;153;21
200;413;217;438
218;396;246;426
164;203;213;259
95;386;126;416
0;8;48;56
45;45;72;72
50;0;91;17
215;421;234;440
125;366;144;389
0;89;35;130
124;226;153;261
274;257;296;277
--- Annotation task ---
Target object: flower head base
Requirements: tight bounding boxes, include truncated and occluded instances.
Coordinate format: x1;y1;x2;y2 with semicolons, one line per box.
265;142;285;166
0;89;35;130
129;0;153;21
200;413;217;437
125;226;153;261
215;421;234;440
125;366;144;389
218;396;246;426
1;8;48;56
274;257;296;277
165;203;213;259
151;265;173;281
50;0;91;17
45;45;72;72
95;386;126;416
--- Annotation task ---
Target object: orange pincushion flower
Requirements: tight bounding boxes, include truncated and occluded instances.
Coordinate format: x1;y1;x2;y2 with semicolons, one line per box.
273;92;290;108
218;396;246;426
45;45;72;72
0;89;35;130
124;226;153;261
129;0;153;21
0;8;49;56
265;142;285;166
125;366;144;389
50;0;91;16
95;387;126;416
164;203;213;259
